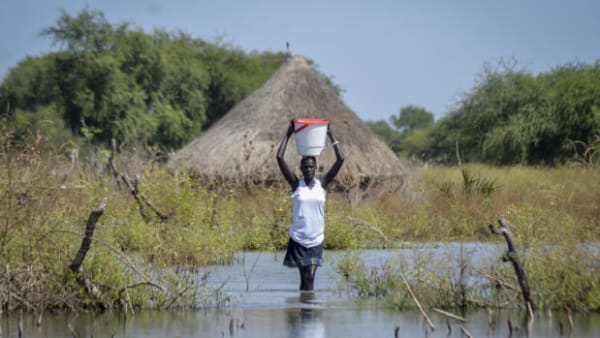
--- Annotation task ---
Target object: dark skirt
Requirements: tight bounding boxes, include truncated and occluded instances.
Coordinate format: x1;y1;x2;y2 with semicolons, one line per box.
283;238;323;267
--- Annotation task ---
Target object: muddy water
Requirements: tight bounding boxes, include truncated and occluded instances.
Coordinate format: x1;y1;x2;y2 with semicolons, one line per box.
5;244;600;337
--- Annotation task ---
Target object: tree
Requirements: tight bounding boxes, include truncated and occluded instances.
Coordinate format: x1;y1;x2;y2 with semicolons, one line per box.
200;43;286;128
426;60;600;165
1;9;288;151
401;125;435;161
0;55;59;114
41;9;121;53
365;119;402;153
390;105;434;133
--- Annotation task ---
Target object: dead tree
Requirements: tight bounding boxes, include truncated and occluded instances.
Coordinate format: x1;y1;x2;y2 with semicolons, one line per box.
121;173;169;222
489;218;536;313
69;198;107;272
69;198;108;305
108;139;168;222
108;139;122;190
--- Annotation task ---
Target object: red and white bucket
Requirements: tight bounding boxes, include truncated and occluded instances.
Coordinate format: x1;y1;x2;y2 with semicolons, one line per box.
293;118;329;156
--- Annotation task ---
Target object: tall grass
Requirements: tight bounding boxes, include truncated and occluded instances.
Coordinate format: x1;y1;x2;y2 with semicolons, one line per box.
336;242;600;312
335;164;600;312
1;124;599;312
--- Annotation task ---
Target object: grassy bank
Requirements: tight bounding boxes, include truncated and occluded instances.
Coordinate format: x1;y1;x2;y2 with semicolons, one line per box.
1;135;599;312
334;165;600;312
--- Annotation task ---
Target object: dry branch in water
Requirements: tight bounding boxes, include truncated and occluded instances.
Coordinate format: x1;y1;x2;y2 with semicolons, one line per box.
69;197;107;304
488;218;536;313
460;325;473;338
69;198;107;272
109;140;168;222
400;272;435;331
433;308;469;323
474;268;518;291
122;173;169;222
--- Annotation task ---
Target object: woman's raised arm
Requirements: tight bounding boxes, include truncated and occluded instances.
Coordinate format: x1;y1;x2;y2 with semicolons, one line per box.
276;121;299;190
321;125;345;189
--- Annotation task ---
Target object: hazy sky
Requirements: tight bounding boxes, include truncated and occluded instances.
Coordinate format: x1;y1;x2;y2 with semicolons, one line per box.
2;0;599;121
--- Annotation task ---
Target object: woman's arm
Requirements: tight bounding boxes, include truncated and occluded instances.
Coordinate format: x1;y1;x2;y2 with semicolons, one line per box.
276;121;299;190
321;125;345;189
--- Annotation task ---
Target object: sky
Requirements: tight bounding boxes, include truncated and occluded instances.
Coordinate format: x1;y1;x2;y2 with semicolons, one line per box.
1;0;599;122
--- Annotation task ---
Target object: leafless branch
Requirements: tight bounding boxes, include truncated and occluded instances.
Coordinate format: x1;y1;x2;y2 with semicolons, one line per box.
400;271;435;331
69;197;107;272
433;307;469;323
489;218;536;312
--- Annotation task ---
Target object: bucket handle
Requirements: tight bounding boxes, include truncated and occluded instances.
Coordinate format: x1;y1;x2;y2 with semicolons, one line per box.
294;123;310;133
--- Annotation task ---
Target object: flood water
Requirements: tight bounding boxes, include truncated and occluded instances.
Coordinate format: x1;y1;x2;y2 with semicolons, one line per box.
5;243;600;337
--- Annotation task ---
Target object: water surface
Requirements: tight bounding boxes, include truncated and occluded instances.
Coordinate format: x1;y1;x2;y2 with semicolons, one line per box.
5;244;599;337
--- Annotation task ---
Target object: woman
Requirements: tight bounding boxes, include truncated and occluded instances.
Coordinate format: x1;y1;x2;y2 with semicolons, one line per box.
276;120;345;292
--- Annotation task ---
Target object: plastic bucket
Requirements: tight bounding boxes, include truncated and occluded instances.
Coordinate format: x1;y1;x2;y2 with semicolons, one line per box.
293;118;329;156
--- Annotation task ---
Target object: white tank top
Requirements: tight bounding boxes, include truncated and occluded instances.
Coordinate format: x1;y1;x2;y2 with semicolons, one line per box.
290;179;326;247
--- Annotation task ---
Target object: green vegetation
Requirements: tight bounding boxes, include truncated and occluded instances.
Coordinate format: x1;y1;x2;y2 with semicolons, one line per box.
1;124;598;312
368;60;600;166
336;242;600;312
0;9;287;151
366;105;435;158
3;9;599;168
336;164;599;312
1;8;598;316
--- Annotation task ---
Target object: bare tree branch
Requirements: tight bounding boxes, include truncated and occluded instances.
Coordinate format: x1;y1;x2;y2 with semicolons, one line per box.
69;197;107;272
489;218;536;313
400;271;435;331
433;307;469;323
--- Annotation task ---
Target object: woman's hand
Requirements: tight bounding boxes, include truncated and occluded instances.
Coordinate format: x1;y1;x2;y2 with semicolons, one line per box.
287;120;295;137
327;123;334;139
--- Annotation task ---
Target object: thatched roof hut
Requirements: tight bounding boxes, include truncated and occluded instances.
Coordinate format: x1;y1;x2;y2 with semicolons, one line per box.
170;54;405;186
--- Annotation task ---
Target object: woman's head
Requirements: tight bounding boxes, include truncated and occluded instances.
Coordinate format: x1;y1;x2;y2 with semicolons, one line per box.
300;156;316;182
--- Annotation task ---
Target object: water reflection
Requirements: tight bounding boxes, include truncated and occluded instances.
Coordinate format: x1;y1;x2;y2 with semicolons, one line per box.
286;307;325;338
3;247;600;337
286;293;325;338
5;297;600;337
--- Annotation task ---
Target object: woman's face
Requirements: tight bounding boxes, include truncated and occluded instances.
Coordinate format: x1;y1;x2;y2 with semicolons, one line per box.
300;157;316;182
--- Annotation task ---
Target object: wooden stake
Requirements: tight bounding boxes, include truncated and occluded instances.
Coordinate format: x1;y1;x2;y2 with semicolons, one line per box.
433;308;469;323
487;306;495;330
400;272;435;331
460;326;473;338
566;307;574;334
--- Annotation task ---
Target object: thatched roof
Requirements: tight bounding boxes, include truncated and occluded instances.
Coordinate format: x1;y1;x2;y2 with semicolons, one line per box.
170;54;405;184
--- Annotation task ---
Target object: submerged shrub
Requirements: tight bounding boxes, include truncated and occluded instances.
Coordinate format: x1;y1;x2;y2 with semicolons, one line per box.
337;242;600;312
526;244;600;311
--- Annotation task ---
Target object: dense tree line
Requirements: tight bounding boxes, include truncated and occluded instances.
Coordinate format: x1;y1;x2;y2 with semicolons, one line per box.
369;60;600;165
3;10;599;165
0;9;287;150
